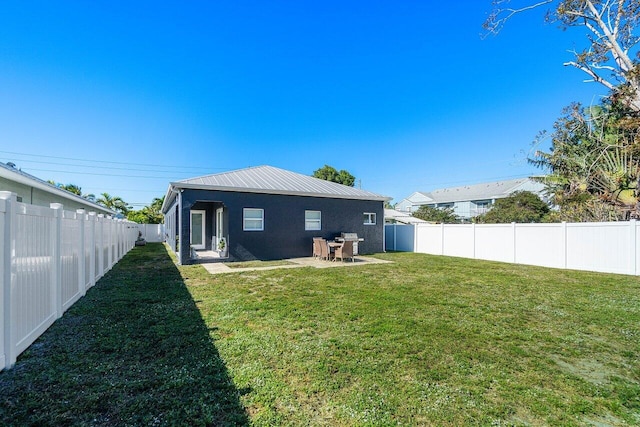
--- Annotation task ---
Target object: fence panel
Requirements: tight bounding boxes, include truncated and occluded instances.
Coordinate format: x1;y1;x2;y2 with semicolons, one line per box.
401;219;640;276
139;224;165;243
61;210;82;311
0;191;138;371
384;224;414;251
474;224;514;263
566;222;634;275
442;224;474;259
13;202;57;357
415;224;443;254
515;223;564;269
0;198;7;369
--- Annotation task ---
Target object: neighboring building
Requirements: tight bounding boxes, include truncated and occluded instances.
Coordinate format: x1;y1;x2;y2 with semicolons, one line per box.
161;165;390;264
384;208;428;225
0;162;116;215
396;178;546;221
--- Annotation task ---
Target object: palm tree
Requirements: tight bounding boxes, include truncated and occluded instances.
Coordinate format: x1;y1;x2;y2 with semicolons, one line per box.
97;193;131;215
61;184;82;195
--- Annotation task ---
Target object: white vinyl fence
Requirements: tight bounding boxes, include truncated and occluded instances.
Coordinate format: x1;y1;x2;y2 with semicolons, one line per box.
0;191;139;371
138;223;165;243
385;221;640;276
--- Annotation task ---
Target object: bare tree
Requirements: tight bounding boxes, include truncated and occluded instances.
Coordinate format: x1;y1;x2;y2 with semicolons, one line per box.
484;0;640;111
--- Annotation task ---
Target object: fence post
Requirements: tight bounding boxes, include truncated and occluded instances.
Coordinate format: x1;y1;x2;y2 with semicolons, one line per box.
77;210;86;297
441;223;445;255
0;191;16;369
88;212;96;288
511;222;517;263
119;221;123;260
50;203;63;319
390;224;395;251
97;215;104;279
471;223;476;259
561;222;568;269
107;218;113;270
630;220;637;275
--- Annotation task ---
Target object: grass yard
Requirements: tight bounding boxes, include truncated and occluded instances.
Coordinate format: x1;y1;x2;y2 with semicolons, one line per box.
0;243;639;426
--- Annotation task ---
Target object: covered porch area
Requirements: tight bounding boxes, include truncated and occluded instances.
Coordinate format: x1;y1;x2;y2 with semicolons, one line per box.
188;200;229;262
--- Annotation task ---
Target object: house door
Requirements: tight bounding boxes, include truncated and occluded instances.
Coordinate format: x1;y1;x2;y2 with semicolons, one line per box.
190;210;206;250
216;207;224;248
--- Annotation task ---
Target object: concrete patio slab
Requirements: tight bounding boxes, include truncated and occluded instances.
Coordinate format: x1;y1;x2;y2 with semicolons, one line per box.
201;256;391;275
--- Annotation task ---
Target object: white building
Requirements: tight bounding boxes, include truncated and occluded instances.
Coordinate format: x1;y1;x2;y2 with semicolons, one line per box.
395;178;546;221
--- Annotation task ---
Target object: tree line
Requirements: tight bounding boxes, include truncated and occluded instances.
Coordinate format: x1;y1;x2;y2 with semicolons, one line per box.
491;0;639;222
418;1;640;224
47;180;163;224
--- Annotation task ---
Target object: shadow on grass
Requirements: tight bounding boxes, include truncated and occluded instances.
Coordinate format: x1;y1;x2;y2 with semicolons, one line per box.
0;243;249;426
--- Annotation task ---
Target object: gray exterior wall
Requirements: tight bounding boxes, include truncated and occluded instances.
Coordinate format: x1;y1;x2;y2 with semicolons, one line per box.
179;189;385;264
0;176;111;214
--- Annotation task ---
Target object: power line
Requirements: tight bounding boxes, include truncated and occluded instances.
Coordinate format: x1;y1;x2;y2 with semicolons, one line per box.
17;166;183;180
1;157;212;175
0;149;236;171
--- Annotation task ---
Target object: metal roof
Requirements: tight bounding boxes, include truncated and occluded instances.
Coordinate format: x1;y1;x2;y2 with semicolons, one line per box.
163;165;389;211
0;162;117;215
414;178;544;204
384;208;428;224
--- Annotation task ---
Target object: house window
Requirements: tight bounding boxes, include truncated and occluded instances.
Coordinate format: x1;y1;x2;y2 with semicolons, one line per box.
474;200;492;215
305;210;321;231
243;208;264;231
363;212;376;225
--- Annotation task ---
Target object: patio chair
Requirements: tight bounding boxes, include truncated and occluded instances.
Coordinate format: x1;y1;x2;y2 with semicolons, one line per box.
312;237;323;259
334;240;354;262
313;237;331;260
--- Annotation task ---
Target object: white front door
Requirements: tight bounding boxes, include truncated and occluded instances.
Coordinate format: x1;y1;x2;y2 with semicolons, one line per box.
216;207;224;249
190;210;206;250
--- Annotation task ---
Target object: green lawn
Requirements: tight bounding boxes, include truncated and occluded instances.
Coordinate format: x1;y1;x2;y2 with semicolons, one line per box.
1;243;638;426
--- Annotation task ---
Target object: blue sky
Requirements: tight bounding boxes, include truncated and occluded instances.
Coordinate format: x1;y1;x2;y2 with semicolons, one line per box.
0;1;606;207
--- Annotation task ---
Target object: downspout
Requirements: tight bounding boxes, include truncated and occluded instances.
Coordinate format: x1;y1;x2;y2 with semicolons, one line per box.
382;202;386;253
177;189;183;264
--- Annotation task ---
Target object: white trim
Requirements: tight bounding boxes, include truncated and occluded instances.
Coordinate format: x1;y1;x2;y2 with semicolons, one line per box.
216;207;224;245
190;210;206;249
305;210;321;231
243;208;264;231
363;212;377;225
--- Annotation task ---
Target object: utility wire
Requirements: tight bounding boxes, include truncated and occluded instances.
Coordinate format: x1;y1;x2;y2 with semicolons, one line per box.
17;167;181;180
0;149;235;171
2;157;209;175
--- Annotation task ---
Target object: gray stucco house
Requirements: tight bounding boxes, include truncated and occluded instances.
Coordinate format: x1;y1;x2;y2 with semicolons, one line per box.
395;178;546;221
0;161;116;215
161;165;390;265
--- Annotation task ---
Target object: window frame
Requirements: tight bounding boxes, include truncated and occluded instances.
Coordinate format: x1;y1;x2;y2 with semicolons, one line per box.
305;210;322;231
243;208;264;231
363;212;377;225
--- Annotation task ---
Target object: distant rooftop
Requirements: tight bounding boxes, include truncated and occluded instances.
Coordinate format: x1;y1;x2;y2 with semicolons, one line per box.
415;178;544;204
384;208;428;224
